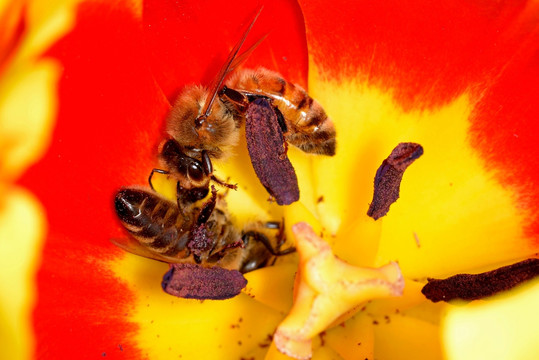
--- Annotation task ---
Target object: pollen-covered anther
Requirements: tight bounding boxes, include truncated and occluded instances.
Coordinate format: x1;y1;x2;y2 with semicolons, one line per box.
274;222;404;359
422;258;539;302
367;142;423;220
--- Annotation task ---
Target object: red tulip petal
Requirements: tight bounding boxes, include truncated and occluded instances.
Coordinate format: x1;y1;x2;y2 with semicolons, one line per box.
143;0;308;101
300;0;535;108
468;20;539;242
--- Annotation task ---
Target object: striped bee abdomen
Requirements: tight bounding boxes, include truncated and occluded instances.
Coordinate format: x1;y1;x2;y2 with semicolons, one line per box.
227;68;336;156
114;188;192;257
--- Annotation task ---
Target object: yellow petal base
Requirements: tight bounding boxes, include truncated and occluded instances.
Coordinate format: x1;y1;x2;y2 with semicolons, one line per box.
442;277;539;360
274;222;404;359
0;187;46;360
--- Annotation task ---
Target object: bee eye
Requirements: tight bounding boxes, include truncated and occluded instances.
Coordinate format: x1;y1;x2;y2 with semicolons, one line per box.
187;162;204;181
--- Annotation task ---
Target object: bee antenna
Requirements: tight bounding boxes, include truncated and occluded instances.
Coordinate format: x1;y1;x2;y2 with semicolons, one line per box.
195;6;264;128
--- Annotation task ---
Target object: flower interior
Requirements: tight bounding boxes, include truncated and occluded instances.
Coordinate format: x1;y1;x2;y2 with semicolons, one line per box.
4;1;538;359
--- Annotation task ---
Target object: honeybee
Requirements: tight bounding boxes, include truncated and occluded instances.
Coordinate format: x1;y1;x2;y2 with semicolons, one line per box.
151;8;336;206
112;186;293;299
166;68;336;160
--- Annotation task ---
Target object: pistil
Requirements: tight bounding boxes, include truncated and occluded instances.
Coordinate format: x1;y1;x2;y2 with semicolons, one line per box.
274;222;404;359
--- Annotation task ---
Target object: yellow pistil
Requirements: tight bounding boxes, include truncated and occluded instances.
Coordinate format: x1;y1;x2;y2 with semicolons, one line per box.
274;222;404;359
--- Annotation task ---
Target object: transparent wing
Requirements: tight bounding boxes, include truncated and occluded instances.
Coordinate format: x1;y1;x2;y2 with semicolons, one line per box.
227;33;268;73
110;237;184;264
197;6;264;124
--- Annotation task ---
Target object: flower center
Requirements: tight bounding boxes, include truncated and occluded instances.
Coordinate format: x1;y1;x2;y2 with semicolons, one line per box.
274;222;404;360
273;141;424;359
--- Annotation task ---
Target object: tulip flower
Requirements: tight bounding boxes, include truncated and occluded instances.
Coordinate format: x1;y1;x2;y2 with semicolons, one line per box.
2;0;538;359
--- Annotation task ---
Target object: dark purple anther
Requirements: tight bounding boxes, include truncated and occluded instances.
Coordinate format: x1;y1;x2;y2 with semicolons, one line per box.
245;98;299;205
367;142;423;220
422;258;539;302
162;263;248;300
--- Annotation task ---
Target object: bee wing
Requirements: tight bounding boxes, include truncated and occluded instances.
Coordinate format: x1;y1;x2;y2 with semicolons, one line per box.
245;98;299;205
110;238;183;264
198;6;264;121
227;33;268;73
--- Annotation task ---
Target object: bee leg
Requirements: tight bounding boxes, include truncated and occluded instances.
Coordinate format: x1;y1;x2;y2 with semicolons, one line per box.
267;219;288;250
263;220;290;266
201;150;237;190
219;177;235;197
196;186;218;225
220;86;249;115
211;175;238;190
188;188;218;257
175;181;190;220
148;168;170;191
175;181;182;208
241;231;296;256
201;150;213;175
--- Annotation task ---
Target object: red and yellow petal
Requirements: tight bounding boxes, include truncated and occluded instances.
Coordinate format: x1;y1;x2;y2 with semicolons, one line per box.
299;0;539;276
19;1;169;357
17;0;309;358
0;0;79;181
0;1;79;359
0;187;46;360
276;0;539;358
10;0;539;359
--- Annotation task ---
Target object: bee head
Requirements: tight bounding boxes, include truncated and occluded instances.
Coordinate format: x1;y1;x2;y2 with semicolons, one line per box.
166;85;239;160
